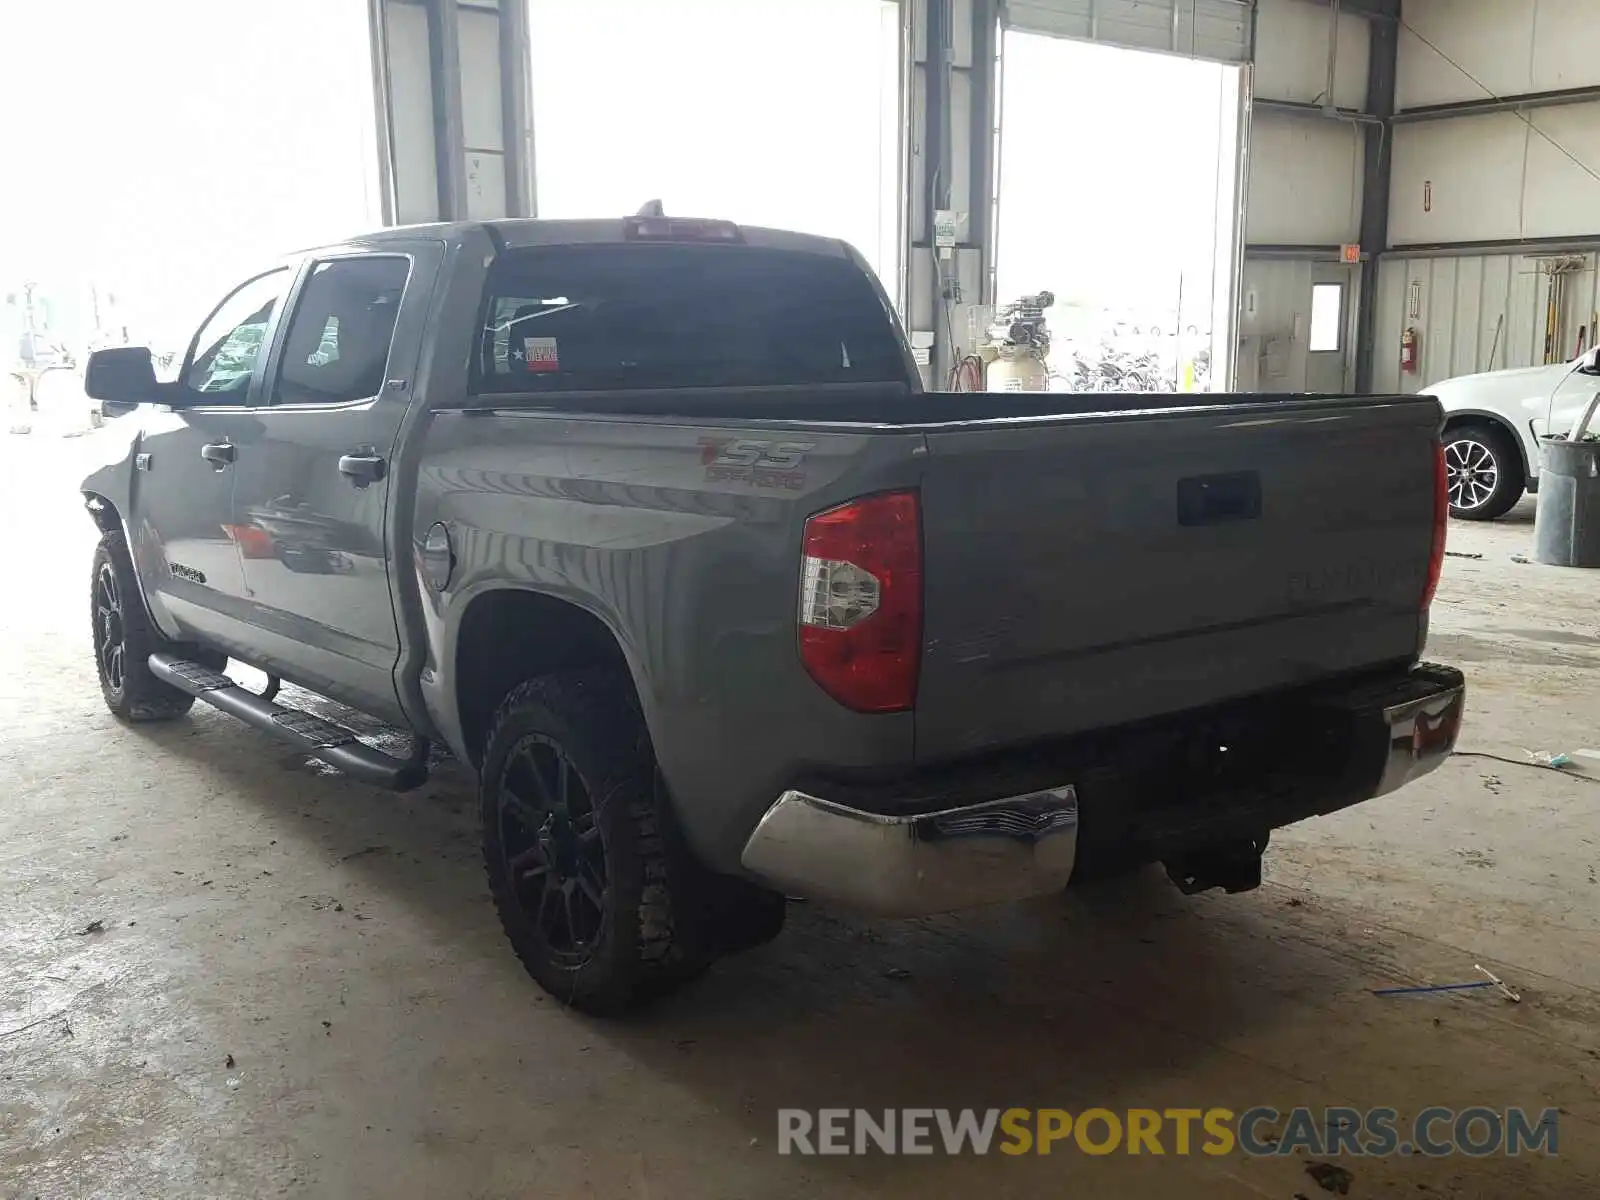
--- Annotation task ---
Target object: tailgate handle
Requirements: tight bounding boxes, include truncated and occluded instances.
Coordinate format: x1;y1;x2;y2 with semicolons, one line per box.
1177;471;1261;526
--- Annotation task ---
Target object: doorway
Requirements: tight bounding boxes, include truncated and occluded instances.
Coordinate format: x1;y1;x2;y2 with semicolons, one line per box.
1305;267;1356;392
992;32;1245;391
1237;260;1359;393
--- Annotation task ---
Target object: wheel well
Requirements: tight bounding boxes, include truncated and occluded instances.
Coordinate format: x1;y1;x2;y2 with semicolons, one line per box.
1441;414;1529;477
84;492;121;533
453;590;636;767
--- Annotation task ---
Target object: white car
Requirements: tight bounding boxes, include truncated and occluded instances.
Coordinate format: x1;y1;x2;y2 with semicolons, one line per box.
1427;345;1600;519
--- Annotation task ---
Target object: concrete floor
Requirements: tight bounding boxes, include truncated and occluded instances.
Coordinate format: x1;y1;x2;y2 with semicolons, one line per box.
2;434;1597;1199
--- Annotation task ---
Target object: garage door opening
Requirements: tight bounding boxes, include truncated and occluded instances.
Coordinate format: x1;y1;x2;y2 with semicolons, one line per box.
529;0;903;293
993;32;1244;391
0;0;382;382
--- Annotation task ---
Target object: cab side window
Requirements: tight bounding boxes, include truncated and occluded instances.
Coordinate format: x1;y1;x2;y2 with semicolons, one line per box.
182;270;292;401
272;257;411;406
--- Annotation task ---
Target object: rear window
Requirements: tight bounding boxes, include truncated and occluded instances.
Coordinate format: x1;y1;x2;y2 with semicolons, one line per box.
475;243;907;392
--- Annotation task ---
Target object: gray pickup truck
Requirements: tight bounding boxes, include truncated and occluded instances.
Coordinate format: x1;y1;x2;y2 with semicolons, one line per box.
81;214;1464;1013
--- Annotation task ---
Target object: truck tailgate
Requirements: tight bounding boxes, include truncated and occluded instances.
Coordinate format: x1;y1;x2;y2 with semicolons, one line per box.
914;398;1440;761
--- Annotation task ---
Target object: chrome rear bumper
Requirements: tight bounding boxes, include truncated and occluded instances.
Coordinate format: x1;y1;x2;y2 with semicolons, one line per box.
1373;673;1466;796
740;666;1463;917
739;787;1079;917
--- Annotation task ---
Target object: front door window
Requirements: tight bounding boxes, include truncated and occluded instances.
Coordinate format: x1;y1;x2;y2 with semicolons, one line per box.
183;269;292;400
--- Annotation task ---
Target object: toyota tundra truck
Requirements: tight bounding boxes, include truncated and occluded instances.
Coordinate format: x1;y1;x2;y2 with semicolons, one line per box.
79;213;1464;1013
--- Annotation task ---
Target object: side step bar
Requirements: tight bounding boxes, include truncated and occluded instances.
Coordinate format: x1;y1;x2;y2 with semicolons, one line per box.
148;653;428;791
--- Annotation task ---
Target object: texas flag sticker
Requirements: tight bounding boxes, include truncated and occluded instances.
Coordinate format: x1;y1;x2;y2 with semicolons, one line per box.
523;336;560;372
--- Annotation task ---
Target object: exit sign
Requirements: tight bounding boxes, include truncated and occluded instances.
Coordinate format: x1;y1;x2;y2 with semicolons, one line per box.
1340;244;1361;264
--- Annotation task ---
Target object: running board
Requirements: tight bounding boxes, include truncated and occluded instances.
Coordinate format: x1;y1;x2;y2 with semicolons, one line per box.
148;652;428;791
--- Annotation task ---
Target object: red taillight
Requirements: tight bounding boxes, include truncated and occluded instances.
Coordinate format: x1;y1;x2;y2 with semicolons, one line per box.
798;491;922;713
1422;441;1448;609
623;216;743;243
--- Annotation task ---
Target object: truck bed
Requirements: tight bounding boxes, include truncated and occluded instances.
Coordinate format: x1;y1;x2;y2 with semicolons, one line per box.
456;387;1441;766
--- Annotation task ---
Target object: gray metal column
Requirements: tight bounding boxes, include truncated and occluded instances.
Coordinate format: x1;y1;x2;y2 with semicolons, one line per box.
924;0;953;385
1354;11;1398;393
425;0;470;220
500;0;534;217
905;0;999;389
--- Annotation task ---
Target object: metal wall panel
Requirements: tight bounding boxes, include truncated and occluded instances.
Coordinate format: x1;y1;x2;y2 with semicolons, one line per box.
1005;0;1252;62
1388;115;1526;246
1523;103;1600;239
1253;0;1370;109
458;8;505;153
1245;111;1364;245
1372;251;1600;392
1389;101;1600;245
1451;255;1483;380
1399;0;1600;110
1371;253;1408;392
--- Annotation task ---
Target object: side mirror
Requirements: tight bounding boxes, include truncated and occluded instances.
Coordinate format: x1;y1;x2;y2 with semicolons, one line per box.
84;347;159;415
1584;345;1600;376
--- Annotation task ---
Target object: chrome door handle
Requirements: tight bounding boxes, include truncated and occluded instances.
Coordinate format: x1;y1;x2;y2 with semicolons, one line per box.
200;442;236;469
338;452;387;487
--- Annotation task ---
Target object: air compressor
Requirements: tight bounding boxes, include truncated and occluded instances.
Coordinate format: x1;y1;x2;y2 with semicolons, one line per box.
954;291;1055;392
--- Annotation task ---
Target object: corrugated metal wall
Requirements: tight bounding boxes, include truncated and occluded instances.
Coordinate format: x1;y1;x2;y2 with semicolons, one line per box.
1245;0;1372;250
1005;0;1252;61
1360;0;1600;393
1388;0;1600;250
1253;0;1369;107
1372;252;1600;393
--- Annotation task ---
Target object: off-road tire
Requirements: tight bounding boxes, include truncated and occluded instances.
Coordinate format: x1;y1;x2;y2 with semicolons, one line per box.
480;670;716;1014
91;530;215;721
1443;422;1524;521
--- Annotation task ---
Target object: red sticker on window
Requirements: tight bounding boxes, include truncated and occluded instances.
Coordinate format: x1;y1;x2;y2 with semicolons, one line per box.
524;336;559;372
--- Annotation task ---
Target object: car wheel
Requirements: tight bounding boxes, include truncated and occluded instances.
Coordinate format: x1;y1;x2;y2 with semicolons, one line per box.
480;670;713;1014
1443;423;1525;521
91;531;215;721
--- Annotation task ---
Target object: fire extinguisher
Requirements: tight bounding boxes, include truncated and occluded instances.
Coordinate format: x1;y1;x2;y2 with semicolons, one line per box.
1400;326;1420;374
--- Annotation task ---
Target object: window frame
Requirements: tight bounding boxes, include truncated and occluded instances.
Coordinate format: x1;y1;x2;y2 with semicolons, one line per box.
1308;282;1344;354
178;267;295;408
261;252;415;410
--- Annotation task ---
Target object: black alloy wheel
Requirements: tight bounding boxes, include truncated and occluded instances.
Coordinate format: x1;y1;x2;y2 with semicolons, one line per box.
93;559;128;698
496;733;608;968
90;529;220;720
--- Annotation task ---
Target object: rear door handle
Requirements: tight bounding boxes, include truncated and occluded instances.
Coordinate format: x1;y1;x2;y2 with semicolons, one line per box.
338;452;387;488
200;442;236;470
